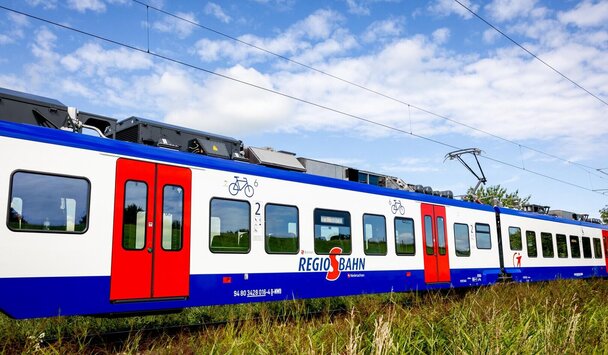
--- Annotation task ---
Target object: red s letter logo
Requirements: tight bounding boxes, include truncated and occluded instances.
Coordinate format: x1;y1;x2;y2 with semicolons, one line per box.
326;247;342;281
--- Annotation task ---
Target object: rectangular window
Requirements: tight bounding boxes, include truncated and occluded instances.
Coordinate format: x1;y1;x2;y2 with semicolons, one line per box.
161;185;183;251
123;181;147;250
363;214;387;255
210;198;250;253
8;171;90;234
314;209;351;254
437;216;446;255
570;235;581;258
424;215;433;255
509;227;522;251
593;238;603;258
582;237;592;258
454;223;470;257
526;231;537;257
556;234;567;258
541;232;554;258
395;217;415;255
265;204;299;254
475;223;492;249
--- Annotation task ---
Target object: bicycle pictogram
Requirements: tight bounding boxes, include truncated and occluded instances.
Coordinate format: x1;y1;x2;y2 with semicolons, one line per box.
228;176;255;197
390;199;405;215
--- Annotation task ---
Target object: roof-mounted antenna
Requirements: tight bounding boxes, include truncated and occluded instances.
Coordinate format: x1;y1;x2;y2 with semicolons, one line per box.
445;148;487;197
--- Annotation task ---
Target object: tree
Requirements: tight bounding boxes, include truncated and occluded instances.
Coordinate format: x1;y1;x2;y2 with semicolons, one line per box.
465;184;531;209
600;206;608;224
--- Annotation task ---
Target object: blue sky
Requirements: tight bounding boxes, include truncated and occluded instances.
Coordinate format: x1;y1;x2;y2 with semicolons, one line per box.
1;0;607;218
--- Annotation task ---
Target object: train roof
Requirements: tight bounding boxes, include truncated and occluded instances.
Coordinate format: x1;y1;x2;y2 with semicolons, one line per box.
496;206;607;229
0;119;494;212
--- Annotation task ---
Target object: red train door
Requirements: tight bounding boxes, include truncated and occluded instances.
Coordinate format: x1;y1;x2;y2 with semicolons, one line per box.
603;230;608;273
421;203;450;283
110;158;192;301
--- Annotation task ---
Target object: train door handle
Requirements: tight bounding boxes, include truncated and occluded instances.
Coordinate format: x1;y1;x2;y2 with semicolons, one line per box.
147;248;153;253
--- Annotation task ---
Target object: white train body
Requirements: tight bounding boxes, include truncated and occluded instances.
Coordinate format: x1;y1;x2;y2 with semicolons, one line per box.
0;117;606;319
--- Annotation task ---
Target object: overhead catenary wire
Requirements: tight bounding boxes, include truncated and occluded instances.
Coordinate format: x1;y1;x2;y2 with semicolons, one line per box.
130;0;608;181
453;0;608;108
0;5;605;198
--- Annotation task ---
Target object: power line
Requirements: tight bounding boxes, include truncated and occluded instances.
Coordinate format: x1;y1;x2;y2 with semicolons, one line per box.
0;4;605;198
453;0;608;108
130;0;608;181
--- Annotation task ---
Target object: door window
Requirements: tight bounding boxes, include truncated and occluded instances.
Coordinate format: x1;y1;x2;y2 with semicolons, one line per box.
161;185;184;251
123;181;147;250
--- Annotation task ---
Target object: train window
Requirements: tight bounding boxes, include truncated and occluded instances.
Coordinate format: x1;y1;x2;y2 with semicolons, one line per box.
593;238;603;258
7;171;90;234
122;181;147;250
541;232;554;258
556;234;568;258
161;185;183;251
454;223;470;257
582;237;592;258
395;217;415;255
209;198;250;253
314;209;351;254
424;215;433;255
526;231;537;257
509;227;522;251
570;236;581;258
437;217;446;255
363;214;387;255
265;204;298;254
475;223;492;250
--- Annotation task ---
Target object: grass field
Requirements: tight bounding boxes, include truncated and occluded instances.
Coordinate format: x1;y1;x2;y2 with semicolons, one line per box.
1;278;607;354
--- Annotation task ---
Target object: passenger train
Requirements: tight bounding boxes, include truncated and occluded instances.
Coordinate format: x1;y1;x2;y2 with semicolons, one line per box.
0;87;606;319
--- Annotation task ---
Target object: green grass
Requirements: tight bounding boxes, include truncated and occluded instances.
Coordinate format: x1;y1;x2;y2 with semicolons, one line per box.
2;279;608;353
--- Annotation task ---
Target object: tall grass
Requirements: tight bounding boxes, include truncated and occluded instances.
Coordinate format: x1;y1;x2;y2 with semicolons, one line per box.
1;279;607;354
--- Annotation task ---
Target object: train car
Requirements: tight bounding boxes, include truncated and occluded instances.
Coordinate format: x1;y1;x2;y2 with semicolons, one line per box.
0;88;606;319
498;208;608;281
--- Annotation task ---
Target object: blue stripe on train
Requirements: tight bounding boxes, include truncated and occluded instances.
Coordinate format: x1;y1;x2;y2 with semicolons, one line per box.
1;266;604;319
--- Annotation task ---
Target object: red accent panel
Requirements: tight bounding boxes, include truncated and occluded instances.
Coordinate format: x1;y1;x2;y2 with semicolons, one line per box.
421;203;437;283
152;164;192;298
421;203;451;284
603;230;608;273
434;205;450;282
110;159;155;300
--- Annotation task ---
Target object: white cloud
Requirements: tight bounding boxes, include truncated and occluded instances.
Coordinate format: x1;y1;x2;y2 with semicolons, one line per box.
558;0;608;27
204;2;232;23
193;9;346;64
152;11;198;38
67;0;107;13
482;28;500;44
346;0;371;15
60;42;153;76
362;17;405;43
432;28;450;44
26;0;57;9
428;0;479;19
485;0;537;22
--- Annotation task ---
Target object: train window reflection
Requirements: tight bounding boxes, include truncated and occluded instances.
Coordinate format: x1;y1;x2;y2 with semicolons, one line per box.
582;237;592;258
265;204;299;254
454;223;470;257
210;198;250;253
395;217;415;255
314;209;351;254
161;185;183;251
556;234;568;258
509;227;522;251
8;171;90;234
541;232;554;258
593;238;603;258
363;214;387;255
570;236;581;258
526;231;537;257
123;181;147;250
475;223;491;250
